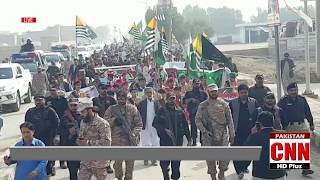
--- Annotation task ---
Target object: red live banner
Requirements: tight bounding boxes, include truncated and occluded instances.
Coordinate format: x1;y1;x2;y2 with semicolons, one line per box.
21;17;36;23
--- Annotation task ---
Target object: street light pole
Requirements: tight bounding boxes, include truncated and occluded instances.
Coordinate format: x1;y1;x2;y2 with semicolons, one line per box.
316;0;320;75
275;25;282;100
304;0;312;94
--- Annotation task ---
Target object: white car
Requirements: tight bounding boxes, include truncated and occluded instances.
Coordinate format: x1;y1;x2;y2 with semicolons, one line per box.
0;63;32;112
44;52;65;70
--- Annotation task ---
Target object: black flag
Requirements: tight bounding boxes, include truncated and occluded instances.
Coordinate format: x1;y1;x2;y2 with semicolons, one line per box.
201;34;228;63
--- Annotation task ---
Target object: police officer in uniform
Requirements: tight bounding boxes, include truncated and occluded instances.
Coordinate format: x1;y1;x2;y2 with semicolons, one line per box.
278;82;314;176
77;99;111;180
195;83;235;180
25;95;60;176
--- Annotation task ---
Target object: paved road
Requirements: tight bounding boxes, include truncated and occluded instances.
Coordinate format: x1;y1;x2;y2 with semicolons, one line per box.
0;102;33;151
1;83;320;179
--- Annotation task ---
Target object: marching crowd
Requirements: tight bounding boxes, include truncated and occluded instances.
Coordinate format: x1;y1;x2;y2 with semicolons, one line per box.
2;42;316;180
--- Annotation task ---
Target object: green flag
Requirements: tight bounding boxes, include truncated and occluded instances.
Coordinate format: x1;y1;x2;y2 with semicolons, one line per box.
156;39;166;65
177;69;224;86
206;69;224;85
189;45;200;71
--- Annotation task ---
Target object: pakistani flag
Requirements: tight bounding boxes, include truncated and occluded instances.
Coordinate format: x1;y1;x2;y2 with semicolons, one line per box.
177;68;224;86
129;23;142;40
76;16;97;39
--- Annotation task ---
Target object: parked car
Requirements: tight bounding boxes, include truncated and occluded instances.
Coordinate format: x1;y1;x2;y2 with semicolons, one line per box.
0;63;32;112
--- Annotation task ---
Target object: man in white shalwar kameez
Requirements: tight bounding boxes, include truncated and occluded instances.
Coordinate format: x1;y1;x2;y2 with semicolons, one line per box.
137;87;160;166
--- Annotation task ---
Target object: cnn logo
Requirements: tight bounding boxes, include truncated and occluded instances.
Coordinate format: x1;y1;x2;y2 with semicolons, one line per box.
269;132;310;169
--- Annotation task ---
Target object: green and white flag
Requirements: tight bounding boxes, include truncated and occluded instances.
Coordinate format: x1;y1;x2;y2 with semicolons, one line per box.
76;16;97;40
129;23;142;41
144;17;157;55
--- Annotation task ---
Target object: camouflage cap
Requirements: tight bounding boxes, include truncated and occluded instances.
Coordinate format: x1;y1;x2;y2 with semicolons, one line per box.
78;98;93;112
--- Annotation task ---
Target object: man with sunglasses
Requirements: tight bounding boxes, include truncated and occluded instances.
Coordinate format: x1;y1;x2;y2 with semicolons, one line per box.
248;74;271;107
45;87;69;169
60;98;82;180
92;84;117;118
278;82;314;176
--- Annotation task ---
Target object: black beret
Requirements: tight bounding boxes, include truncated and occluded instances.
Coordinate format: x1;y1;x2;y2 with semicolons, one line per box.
287;82;298;91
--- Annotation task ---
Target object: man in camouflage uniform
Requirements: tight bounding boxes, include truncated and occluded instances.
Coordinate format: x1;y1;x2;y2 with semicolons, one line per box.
104;90;143;180
32;67;49;96
77;98;111;180
195;83;235;180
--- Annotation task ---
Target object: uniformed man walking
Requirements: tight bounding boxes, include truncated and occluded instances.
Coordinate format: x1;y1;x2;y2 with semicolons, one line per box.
104;90;143;180
25;95;60;176
278;82;314;176
77;99;111;180
32;67;49;96
195;83;235;180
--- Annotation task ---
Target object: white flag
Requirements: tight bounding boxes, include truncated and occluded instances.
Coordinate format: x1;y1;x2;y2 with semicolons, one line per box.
284;0;313;27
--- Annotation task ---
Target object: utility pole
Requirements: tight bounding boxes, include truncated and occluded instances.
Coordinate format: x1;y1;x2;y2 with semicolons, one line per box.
275;25;282;100
316;0;320;75
168;0;173;50
303;0;313;94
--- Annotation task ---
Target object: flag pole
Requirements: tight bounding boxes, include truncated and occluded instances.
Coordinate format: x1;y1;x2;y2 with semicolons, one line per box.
75;16;78;59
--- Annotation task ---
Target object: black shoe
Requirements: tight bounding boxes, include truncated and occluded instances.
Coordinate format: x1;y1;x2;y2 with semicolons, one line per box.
60;164;67;169
107;166;114;174
51;167;56;176
302;169;314;176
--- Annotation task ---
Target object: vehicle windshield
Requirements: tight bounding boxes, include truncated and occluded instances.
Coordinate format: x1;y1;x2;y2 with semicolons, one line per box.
0;68;13;79
19;62;38;73
44;55;60;63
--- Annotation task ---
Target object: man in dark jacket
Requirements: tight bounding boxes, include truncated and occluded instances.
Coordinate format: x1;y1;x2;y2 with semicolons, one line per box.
229;84;258;179
243;111;287;180
248;74;271;107
137;87;160;166
183;79;207;145
45;87;69;169
278;82;314;176
25;95;60;176
60;98;81;180
20;38;35;52
92;84;117;118
252;92;283;131
153;92;192;180
57;73;73;92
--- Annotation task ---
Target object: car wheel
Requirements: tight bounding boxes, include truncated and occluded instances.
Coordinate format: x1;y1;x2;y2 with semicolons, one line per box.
12;92;20;112
24;86;32;103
